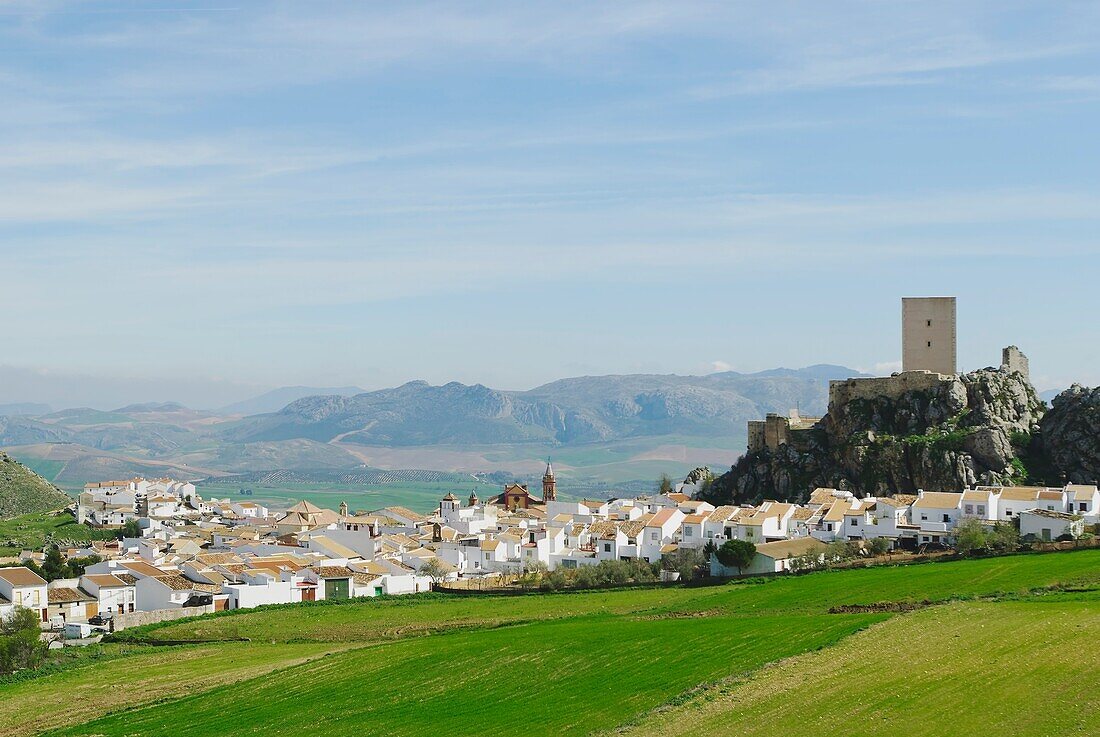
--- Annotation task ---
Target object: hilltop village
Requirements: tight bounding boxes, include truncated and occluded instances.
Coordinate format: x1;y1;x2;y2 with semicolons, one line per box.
1;462;1096;635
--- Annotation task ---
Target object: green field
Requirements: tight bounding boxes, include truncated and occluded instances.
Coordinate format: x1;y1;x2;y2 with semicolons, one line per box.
1;550;1096;736
620;599;1100;737
0;512;115;558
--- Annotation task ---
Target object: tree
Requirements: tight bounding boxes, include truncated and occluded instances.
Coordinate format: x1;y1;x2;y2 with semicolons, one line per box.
0;607;48;675
954;518;987;557
657;474;674;495
418;558;452;586
40;545;66;582
118;519;142;540
662;547;706;581
715;539;756;575
867;537;891;557
987;522;1020;555
65;554;102;579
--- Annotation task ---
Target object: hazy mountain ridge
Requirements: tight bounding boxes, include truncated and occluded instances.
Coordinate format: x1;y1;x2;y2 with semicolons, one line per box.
230;365;863;447
1;366;862;484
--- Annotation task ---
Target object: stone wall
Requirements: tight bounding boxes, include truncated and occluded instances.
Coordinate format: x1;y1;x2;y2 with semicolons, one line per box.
113;604;212;631
828;371;954;408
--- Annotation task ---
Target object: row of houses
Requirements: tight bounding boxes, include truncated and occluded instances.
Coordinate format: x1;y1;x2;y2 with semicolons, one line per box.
5;469;1097;630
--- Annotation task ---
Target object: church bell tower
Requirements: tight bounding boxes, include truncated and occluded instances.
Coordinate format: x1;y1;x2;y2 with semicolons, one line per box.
542;460;556;502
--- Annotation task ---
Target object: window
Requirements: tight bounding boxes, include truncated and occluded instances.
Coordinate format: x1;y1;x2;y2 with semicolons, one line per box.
927;341;932;348
603;543;611;553
920;514;928;521
977;505;985;515
850;518;857;526
942;514;950;523
685;527;693;537
724;527;733;537
649;531;659;542
964;504;973;514
927;319;932;327
1006;510;1013;517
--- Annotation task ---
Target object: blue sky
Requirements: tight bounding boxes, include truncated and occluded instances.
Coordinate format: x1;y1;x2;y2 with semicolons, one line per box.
2;1;1099;407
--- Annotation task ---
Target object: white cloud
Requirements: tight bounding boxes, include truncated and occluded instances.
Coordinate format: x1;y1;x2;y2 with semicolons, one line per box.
707;360;733;373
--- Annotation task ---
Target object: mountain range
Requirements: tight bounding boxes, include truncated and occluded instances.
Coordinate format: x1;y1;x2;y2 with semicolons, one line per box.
0;366;863;486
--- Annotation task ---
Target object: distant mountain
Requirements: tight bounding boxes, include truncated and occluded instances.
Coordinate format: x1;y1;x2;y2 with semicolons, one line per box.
113;402;190;413
225;366;864;447
0;403;50;417
1039;388;1065;405
0;451;72;518
219;386;366;416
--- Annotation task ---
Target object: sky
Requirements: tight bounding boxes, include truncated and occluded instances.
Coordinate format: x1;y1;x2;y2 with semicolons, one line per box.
2;1;1099;409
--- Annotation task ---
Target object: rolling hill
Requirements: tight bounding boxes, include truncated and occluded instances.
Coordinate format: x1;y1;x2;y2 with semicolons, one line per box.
0;451;72;518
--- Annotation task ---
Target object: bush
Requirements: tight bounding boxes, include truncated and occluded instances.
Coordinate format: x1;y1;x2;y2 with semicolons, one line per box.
0;607;48;675
661;547;707;581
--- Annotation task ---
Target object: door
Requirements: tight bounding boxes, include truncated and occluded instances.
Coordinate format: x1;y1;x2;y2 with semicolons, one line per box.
302;587;316;602
213;598;229;612
324;578;349;600
86;603;99;619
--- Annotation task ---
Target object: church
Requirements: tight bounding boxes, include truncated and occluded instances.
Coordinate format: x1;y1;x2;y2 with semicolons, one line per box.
487;461;557;511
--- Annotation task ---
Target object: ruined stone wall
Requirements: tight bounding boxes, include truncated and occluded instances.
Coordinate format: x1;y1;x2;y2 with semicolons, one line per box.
1002;345;1030;381
828;371;955;408
114;604;213;631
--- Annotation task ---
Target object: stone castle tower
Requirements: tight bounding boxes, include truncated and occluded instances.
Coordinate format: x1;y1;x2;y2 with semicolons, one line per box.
902;296;957;375
542;460;556;502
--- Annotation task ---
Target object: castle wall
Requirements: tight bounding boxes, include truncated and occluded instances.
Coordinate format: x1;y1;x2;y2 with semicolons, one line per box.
829;371;955;409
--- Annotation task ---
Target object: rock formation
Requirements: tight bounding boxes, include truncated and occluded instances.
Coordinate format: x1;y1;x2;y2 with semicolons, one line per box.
703;368;1046;506
1040;384;1100;484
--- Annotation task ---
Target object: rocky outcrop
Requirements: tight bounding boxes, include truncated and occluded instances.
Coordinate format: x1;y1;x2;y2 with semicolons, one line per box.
704;368;1046;505
1040;384;1100;484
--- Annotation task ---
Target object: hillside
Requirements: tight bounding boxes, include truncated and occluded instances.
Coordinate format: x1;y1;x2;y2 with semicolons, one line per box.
705;367;1047;505
3;550;1096;736
0;451;72;518
226;366;861;447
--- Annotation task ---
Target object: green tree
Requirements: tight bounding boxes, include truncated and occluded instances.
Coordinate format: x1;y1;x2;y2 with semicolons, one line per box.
867;537;891;557
64;554;102;579
715;539;756;575
662;547;706;581
117;519;142;539
987;522;1020;555
40;545;66;581
657;474;674;495
954;518;987;557
0;606;48;675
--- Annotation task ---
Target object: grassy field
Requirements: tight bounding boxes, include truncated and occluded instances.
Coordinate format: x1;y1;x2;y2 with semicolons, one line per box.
617;598;1100;737
0;643;343;737
2;550;1095;736
53;614;879;737
114;548;1100;644
0;512;115;558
